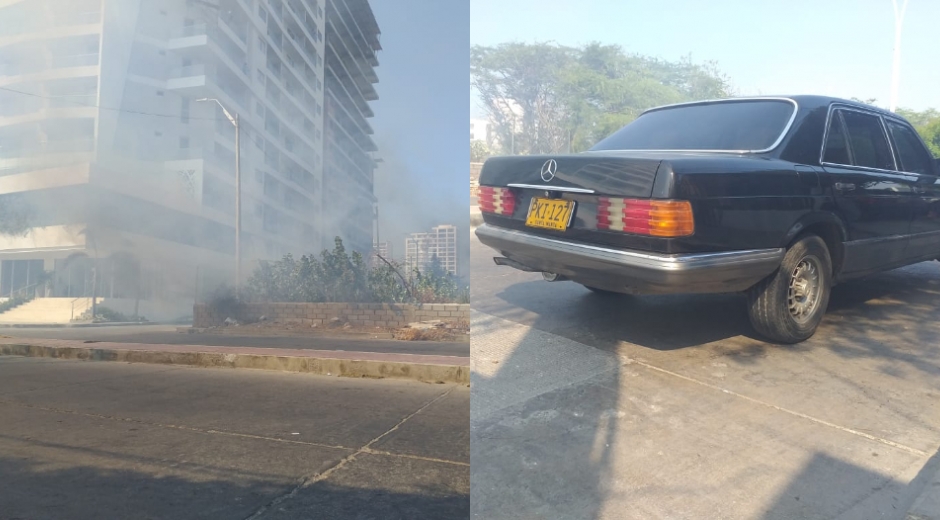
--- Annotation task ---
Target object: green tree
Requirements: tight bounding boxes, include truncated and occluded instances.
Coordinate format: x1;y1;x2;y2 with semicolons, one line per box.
896;107;940;130
920;118;940;157
896;107;940;157
470;139;492;162
245;238;463;304
471;42;733;155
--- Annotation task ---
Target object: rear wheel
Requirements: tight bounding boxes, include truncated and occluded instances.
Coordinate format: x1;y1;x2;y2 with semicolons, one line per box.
747;235;832;344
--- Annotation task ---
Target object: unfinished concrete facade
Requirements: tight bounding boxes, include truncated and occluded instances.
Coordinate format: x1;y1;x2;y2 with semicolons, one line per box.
0;0;380;316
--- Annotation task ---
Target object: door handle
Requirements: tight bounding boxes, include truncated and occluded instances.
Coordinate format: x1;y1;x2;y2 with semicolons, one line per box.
834;182;856;191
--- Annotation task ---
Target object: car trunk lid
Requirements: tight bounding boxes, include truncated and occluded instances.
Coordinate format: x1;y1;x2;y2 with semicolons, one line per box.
479;154;662;198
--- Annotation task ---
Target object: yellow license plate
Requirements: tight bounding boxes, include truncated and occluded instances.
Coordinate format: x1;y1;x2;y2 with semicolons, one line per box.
525;198;575;231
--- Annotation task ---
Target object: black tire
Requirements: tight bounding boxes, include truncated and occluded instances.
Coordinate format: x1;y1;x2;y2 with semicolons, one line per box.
747;234;832;344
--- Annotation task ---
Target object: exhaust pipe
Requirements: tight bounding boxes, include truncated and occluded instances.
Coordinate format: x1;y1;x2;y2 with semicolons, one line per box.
493;258;568;281
493;257;539;272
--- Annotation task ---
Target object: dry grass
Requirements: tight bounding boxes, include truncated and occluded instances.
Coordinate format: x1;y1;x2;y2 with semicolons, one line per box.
394;327;451;341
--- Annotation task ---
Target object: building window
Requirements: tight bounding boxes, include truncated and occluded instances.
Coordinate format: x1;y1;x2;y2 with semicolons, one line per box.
156;90;164;96
154;131;163;137
180;98;190;124
258;6;267;21
256;69;265;84
179;137;190;149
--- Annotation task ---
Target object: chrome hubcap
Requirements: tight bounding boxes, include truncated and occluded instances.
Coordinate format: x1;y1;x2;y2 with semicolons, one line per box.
788;256;822;323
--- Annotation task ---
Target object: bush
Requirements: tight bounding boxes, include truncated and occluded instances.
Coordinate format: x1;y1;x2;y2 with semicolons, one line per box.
73;305;146;323
207;285;244;320
0;296;28;314
246;237;465;304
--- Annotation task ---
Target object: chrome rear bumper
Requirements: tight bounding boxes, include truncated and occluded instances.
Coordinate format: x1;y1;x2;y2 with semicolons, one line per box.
475;224;785;295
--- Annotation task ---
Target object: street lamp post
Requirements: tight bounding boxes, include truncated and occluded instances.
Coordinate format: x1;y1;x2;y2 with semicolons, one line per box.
197;97;241;298
889;0;910;113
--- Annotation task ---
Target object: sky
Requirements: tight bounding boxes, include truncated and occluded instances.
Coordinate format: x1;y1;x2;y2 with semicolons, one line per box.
369;0;470;278
470;0;940;118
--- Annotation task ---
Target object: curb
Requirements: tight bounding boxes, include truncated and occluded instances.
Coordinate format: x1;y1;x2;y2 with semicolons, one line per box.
0;340;470;384
906;451;940;520
0;321;171;329
177;327;471;343
177;327;397;339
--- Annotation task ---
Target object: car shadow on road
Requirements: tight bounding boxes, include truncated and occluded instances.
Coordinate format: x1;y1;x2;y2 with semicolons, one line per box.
494;262;940;364
0;451;469;520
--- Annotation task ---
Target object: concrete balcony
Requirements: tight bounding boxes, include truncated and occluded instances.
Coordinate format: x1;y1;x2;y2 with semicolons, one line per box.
0;139;95;161
50;53;99;69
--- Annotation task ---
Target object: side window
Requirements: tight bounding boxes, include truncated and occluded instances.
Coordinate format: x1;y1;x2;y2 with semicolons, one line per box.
887;120;933;174
823;110;851;165
840;110;895;171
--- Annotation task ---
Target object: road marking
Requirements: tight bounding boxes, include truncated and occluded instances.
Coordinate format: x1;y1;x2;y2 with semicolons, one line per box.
362;448;470;467
624;358;929;457
244;386;458;520
0;393;470;468
0;398;352;451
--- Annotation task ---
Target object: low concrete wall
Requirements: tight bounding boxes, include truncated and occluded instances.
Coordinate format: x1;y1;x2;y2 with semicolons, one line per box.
194;302;470;329
96;298;193;322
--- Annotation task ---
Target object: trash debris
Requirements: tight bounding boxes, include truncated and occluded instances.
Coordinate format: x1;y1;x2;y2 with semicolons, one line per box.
258;315;267;321
406;320;445;330
223;317;240;326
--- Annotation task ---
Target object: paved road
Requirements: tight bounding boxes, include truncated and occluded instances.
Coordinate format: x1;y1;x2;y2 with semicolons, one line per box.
3;324;469;357
0;356;469;519
470;231;940;519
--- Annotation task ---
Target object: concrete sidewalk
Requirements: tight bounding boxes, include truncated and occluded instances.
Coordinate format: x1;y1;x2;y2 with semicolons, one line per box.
471;305;940;519
0;337;469;384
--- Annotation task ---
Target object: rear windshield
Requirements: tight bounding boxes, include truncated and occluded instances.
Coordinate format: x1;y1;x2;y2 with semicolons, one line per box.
591;99;796;152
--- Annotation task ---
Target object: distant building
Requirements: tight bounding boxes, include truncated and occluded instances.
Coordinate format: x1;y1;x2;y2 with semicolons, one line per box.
404;233;430;276
404;225;457;277
470;118;490;145
371;241;392;266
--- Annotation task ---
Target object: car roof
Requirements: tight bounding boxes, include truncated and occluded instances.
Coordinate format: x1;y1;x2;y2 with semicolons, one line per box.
644;95;902;120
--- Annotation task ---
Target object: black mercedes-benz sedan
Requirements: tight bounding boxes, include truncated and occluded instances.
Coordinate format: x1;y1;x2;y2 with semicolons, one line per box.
475;95;940;343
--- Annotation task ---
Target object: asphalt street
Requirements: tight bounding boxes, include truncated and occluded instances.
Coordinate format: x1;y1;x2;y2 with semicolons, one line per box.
0;356;469;519
2;324;469;357
470;230;940;519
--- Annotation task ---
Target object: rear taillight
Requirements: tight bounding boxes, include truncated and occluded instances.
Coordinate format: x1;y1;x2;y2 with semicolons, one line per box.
597;198;694;237
478;186;516;216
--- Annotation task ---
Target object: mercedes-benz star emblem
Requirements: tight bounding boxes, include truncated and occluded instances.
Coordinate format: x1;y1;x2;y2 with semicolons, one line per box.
540;159;557;182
